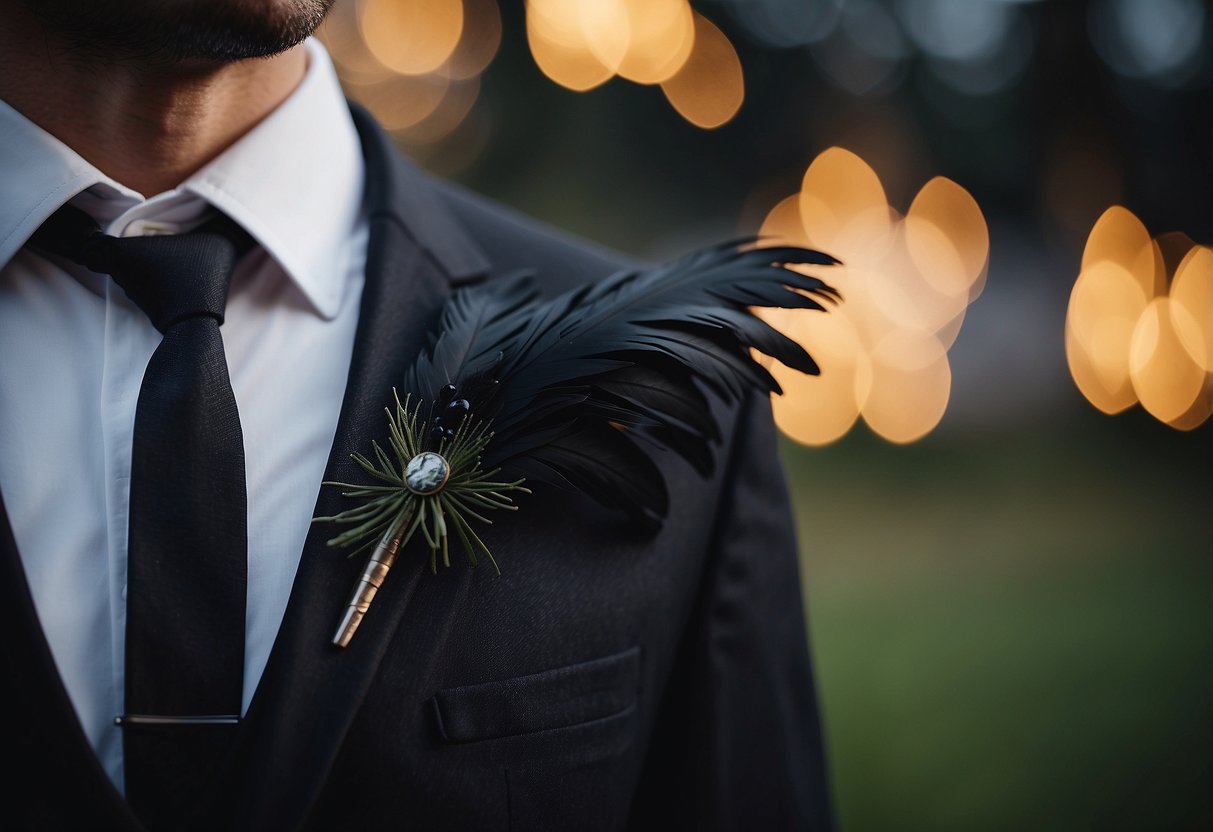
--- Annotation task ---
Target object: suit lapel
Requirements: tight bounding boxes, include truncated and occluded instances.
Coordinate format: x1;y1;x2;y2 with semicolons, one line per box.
213;104;490;831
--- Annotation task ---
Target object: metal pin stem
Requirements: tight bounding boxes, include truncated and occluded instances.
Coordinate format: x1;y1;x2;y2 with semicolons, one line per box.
331;520;406;648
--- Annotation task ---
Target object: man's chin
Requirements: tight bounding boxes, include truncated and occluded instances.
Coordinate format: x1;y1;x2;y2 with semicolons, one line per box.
26;0;335;65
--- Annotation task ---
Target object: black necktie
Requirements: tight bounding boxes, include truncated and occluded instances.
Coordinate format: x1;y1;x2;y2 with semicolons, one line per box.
29;204;251;829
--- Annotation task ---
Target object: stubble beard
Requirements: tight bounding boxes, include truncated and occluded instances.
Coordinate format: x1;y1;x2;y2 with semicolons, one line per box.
23;0;337;67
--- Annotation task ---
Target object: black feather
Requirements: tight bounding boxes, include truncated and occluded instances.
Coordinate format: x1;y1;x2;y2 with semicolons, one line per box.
400;239;840;522
402;270;536;409
509;424;668;527
590;363;717;441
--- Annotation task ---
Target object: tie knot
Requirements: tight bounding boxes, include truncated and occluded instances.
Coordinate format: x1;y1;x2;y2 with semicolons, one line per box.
29;203;251;333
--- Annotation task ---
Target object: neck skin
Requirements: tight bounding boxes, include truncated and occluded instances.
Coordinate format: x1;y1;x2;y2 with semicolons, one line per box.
0;8;307;197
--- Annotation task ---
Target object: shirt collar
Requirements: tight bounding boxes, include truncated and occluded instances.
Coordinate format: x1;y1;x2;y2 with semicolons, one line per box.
0;101;103;272
0;37;363;320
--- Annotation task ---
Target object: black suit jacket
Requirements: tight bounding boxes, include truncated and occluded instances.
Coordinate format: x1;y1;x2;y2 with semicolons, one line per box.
1;104;833;831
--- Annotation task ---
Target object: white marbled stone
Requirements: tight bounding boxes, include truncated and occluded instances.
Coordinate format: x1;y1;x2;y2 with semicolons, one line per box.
405;452;450;495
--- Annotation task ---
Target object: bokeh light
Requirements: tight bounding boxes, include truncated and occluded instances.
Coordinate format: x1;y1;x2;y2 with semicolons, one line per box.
359;0;464;76
1129;298;1207;424
616;0;695;84
317;0;502;162
1170;246;1213;373
1065;207;1213;429
765;306;871;446
1065;260;1149;414
757;147;988;445
324;0;746;139
526;0;617;91
660;14;746;130
1088;0;1207;88
525;0;745;128
721;0;1044;102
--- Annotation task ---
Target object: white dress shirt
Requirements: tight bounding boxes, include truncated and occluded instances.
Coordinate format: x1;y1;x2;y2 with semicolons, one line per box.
0;38;367;793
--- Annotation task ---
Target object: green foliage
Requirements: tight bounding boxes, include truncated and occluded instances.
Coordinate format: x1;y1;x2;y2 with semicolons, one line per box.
782;424;1213;831
313;389;530;574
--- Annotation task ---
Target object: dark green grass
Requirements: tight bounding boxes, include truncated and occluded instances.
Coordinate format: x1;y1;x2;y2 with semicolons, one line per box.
781;414;1213;831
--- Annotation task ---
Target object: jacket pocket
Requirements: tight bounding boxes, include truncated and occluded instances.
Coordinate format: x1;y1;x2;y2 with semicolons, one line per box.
431;646;641;744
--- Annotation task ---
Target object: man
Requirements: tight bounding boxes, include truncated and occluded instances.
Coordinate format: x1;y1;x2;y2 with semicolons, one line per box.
0;1;833;829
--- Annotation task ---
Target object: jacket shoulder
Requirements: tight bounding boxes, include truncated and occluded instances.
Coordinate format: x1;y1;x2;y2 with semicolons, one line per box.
424;175;644;296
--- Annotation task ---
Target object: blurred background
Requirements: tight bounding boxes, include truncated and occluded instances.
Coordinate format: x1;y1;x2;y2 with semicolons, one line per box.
318;0;1212;828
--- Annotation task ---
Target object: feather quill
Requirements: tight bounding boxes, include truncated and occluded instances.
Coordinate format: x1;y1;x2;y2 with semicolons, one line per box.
399;239;840;524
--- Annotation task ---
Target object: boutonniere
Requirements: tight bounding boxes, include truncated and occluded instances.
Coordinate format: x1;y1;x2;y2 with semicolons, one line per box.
315;241;839;646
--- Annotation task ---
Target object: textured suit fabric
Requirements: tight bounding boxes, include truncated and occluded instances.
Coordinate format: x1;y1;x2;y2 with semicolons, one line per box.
0;103;833;831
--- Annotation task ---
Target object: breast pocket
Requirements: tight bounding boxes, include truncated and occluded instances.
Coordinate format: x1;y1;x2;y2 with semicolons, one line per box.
431;645;641;745
431;647;643;831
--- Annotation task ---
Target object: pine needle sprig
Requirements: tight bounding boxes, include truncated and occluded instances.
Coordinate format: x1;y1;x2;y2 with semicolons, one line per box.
313;389;530;574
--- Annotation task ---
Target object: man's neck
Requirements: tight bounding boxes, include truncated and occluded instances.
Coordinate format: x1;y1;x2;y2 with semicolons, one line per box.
0;8;307;197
